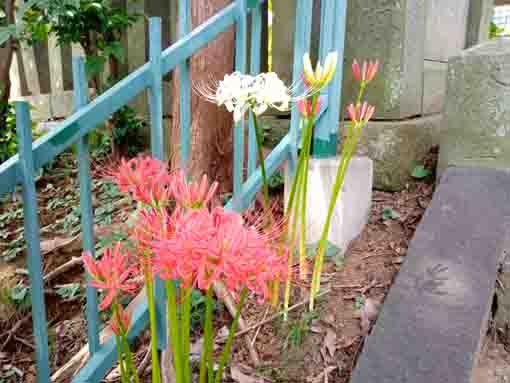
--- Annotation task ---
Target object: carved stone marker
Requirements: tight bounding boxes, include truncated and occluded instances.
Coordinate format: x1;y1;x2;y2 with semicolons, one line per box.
439;39;510;172
342;0;426;120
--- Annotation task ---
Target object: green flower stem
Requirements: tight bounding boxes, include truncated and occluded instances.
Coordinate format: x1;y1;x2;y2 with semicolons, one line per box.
309;122;364;310
298;95;319;279
214;289;248;383
166;280;183;383
283;163;303;321
199;287;215;383
251;110;271;212
121;334;141;383
145;274;162;383
115;333;129;383
181;286;192;383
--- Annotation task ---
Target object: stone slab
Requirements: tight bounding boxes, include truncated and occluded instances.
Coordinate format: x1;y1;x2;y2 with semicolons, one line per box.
466;0;494;48
439;39;510;173
342;0;425;119
284;156;373;253
351;166;510;383
424;0;469;62
354;115;441;191
423;60;448;115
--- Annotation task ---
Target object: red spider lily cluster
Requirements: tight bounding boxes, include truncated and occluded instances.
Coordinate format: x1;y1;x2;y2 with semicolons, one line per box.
84;155;287;323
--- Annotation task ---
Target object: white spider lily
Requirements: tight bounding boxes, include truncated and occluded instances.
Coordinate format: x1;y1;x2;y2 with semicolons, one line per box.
198;72;292;122
303;51;338;89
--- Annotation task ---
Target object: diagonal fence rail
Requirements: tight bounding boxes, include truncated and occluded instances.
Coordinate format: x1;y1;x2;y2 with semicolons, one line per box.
0;1;347;382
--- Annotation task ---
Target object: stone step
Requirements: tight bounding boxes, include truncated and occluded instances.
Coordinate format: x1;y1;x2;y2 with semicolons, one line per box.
351;167;510;383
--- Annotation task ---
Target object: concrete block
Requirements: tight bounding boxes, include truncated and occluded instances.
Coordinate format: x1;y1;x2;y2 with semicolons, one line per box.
285;156;373;253
425;0;469;62
342;0;425;119
439;39;510;173
354;115;441;191
351;166;510;383
466;0;494;48
423;60;448;115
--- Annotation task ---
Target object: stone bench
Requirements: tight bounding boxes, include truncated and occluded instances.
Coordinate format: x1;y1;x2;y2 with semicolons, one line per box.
351;167;510;383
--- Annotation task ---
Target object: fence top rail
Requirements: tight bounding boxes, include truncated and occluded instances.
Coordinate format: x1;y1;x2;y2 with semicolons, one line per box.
0;0;266;199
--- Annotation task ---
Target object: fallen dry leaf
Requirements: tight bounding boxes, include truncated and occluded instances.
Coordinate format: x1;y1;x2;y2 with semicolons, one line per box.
359;298;379;335
230;364;266;383
323;328;337;358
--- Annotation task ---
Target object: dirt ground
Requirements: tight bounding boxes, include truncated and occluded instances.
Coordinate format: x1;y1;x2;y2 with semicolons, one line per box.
2;149;508;383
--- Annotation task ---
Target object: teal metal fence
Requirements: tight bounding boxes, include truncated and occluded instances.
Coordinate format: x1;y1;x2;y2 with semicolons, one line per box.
0;0;347;382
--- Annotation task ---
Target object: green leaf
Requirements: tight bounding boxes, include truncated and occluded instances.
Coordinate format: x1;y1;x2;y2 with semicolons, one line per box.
0;24;16;45
85;55;106;79
306;240;341;259
56;283;81;299
382;207;400;221
411;165;432;179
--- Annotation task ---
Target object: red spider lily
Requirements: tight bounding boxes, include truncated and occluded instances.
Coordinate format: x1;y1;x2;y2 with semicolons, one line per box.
82;242;138;310
113;156;173;207
347;102;376;124
171;170;218;209
352;59;379;83
153;207;288;302
297;96;322;118
111;305;131;336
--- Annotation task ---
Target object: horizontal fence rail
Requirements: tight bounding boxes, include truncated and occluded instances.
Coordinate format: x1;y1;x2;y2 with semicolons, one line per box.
0;0;346;382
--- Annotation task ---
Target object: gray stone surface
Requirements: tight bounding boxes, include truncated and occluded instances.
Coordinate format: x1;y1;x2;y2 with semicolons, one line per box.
424;0;469;62
354;115;441;191
342;0;425;120
466;0;494;48
423;60;448;115
439;39;510;173
271;0;321;87
260;114;441;192
351;166;510;383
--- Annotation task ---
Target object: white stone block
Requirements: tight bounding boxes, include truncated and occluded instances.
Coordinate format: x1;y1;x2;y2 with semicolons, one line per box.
285;156;373;253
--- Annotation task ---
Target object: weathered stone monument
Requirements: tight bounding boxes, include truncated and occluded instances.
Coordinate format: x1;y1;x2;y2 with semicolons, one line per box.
272;0;494;191
439;39;510;171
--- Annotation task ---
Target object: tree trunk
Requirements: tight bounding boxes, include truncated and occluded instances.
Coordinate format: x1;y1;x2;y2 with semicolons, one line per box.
170;0;235;191
0;0;15;121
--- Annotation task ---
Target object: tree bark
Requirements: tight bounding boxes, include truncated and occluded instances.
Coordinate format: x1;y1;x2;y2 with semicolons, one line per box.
170;0;235;191
0;0;15;115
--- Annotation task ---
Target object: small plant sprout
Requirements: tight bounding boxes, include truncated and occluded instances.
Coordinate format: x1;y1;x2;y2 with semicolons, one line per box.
308;60;378;311
83;158;289;383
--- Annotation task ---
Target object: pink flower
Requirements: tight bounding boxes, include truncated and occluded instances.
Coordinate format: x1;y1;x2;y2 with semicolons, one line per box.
111;305;131;336
347;102;376;124
171;170;218;209
352;59;379;83
153;207;288;302
297;96;322;118
131;207;180;274
113;156;172;207
82;242;138;310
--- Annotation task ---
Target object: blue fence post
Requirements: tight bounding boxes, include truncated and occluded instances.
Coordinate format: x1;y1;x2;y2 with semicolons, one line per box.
247;2;262;176
148;17;167;349
328;0;347;147
288;0;313;174
15;101;51;383
313;0;337;158
234;0;247;195
179;0;192;170
72;56;101;354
